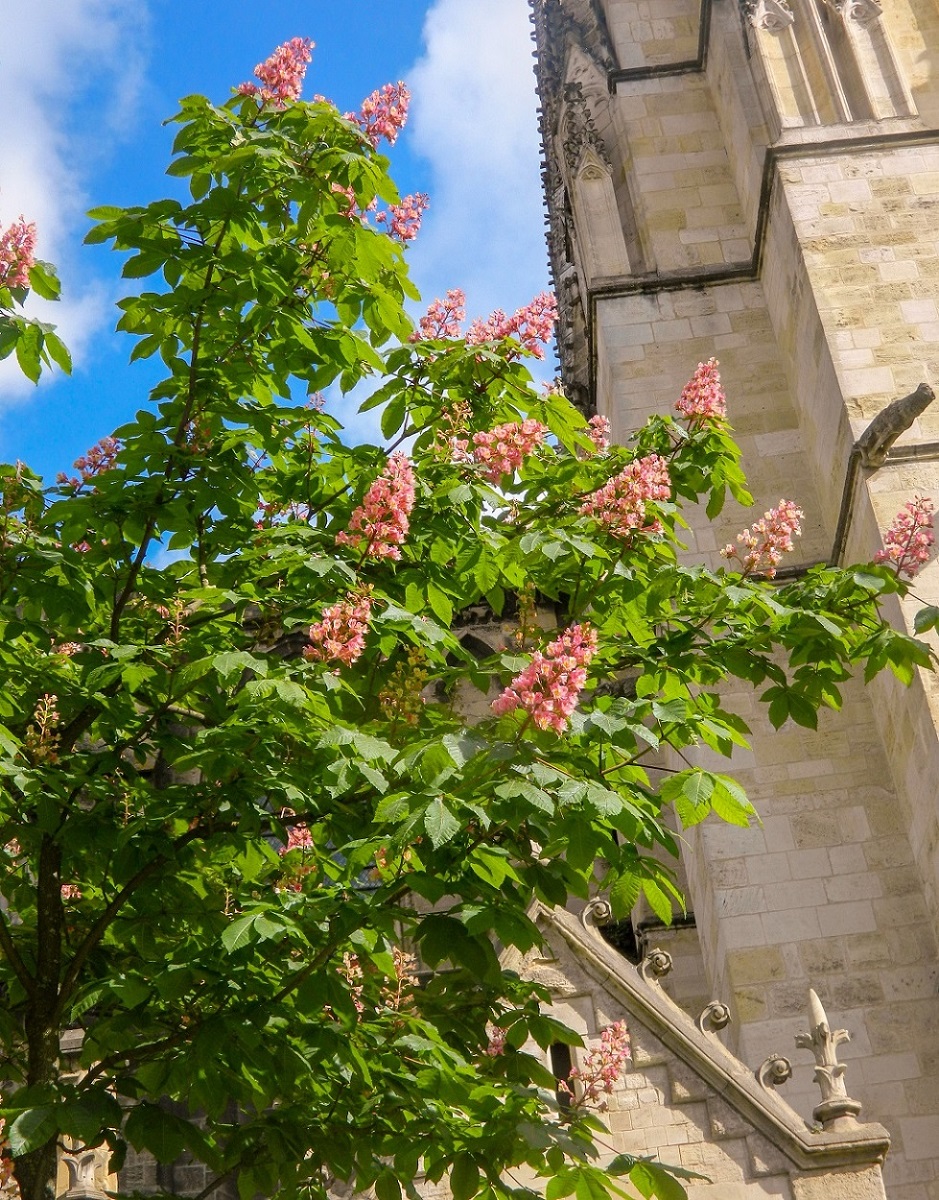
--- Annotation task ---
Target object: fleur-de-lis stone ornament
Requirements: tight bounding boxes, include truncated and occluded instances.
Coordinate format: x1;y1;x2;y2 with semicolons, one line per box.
795;989;863;1128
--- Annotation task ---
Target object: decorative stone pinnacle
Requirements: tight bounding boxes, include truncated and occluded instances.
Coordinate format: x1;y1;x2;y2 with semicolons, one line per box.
639;947;673;983
697;1000;732;1035
795;989;863;1128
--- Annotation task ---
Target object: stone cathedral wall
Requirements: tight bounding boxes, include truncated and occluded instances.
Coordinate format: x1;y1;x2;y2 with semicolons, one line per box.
536;0;939;1194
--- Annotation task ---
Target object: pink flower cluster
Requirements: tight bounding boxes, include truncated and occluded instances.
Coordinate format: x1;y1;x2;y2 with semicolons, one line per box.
562;1020;631;1109
303;593;373;666
355;82;411;147
466;292;558;360
237;37;314;106
417;289;467;340
472;419;547;483
588;414;611;454
281;822;314;854
580;454;671;540
676;357;727;423
721;499;804;577
874;496;935;578
0;217;37;290
492;623;597;734
58;436;121;491
484;1023;507;1057
336;453;416;561
376;192;429;243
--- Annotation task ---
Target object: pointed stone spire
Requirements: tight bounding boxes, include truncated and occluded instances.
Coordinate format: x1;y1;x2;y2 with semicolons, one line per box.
795;989;863;1130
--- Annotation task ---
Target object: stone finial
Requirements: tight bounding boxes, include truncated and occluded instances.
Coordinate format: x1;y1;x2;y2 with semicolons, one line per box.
744;0;796;33
795;989;863;1129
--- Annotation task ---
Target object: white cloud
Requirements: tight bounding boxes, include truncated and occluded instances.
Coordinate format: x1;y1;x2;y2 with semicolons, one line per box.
406;0;552;334
0;0;150;401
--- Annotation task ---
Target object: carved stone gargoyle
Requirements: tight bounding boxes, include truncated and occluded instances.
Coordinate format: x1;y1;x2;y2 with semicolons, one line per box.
856;381;935;468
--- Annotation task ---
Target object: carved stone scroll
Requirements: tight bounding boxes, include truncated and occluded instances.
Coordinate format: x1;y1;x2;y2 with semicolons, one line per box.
580;896;613;933
697;1001;732;1036
757;1054;794;1091
639;947;673;983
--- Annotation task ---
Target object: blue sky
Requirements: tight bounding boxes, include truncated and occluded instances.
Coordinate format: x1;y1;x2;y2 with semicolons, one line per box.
0;0;551;481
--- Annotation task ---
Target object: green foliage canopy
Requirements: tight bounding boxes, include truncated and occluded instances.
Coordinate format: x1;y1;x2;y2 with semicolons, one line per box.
0;68;931;1200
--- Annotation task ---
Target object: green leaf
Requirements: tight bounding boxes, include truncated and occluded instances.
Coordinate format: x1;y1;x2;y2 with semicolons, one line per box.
450;1155;480;1200
915;605;939;634
610;869;642;918
28;260;61;301
641;877;674;925
375;1172;402;1200
221;913;264;953
629;1161;689;1200
423;798;461;849
7;1107;58;1155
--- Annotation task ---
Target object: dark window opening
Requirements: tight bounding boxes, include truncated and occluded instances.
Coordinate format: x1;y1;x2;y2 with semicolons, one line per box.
599;918;642;964
549;1042;574;1111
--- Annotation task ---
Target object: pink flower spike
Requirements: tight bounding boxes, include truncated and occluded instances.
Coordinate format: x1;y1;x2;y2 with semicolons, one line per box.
238;37;314;107
376;192;429;243
587;414;611;454
676;357;727;423
721;499;804;577
566;1021;631;1109
415;288;466;340
874;496;935;578
492;623;597;734
356;81;411;147
0;217;37;290
466;292;558;360
472;419;547;484
303;593;373;666
580;453;671;540
484;1024;507;1057
73;436;120;484
336;453;416;561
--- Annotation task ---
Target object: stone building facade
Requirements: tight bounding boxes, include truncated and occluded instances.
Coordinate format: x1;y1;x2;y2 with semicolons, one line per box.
531;0;939;1197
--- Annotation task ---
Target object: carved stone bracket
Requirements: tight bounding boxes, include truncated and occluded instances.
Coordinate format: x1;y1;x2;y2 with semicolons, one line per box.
795;989;863;1129
639;947;673;983
697;1000;732;1035
823;0;883;22
757;1054;794;1091
743;0;795;32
